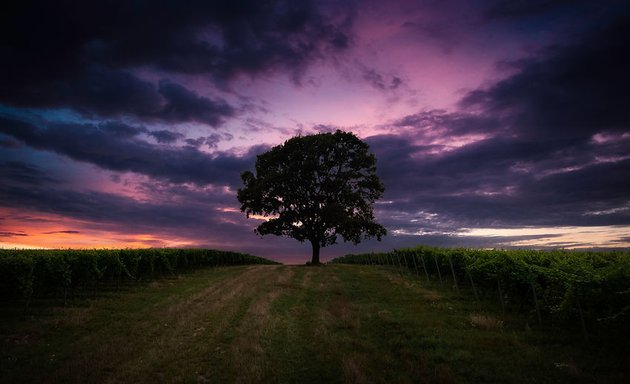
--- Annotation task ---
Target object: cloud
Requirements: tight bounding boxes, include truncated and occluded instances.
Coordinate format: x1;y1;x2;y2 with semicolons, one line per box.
157;80;235;126
0;0;354;119
0;65;236;126
358;11;630;236
0;137;21;148
459;14;630;141
392;109;503;138
0;169;288;255
367;127;630;230
148;130;185;144
0;160;60;185
0;116;267;187
362;68;403;91
0;231;28;237
2;66;161;117
484;0;585;20
1;1;628;256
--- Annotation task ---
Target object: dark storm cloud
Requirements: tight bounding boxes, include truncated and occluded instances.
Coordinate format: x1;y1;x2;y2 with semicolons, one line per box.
0;158;237;236
0;137;22;148
0;0;353;120
1;66;160;117
0;65;235;126
392;110;503;136
365;11;630;235
0;116;267;187
157;81;234;126
0;180;238;238
148;130;185;144
185;134;230;149
460;13;630;141
369;130;630;230
0;160;60;185
0;166;280;254
484;0;583;19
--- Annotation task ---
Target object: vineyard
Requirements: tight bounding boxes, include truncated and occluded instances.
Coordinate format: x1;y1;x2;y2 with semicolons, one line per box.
331;246;630;345
0;248;278;304
1;252;628;381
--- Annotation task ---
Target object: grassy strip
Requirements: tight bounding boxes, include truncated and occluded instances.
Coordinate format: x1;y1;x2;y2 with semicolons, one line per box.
1;265;627;383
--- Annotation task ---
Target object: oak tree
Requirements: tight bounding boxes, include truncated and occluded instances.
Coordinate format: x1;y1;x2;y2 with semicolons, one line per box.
237;130;386;264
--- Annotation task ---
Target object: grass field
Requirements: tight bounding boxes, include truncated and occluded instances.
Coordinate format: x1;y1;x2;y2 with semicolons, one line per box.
1;264;627;383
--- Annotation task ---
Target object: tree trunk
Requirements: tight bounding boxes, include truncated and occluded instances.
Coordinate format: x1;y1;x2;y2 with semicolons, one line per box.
310;240;321;265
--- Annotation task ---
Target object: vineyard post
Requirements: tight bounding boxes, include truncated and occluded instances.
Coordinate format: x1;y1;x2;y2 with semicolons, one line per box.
467;272;478;300
420;256;430;282
411;253;420;278
448;257;459;293
576;298;589;342
497;279;506;314
402;253;410;274
530;281;542;325
434;256;443;285
395;252;404;276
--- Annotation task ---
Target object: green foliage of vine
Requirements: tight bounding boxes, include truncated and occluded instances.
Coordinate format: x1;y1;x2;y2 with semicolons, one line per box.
0;249;278;304
331;247;630;338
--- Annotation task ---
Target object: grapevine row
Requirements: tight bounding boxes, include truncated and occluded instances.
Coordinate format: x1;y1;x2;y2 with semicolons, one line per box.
0;248;278;304
331;246;630;341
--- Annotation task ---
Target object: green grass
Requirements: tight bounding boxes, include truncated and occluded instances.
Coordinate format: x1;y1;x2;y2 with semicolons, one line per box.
1;264;627;383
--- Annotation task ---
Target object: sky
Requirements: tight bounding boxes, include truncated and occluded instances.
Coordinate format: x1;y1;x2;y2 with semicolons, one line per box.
1;0;629;263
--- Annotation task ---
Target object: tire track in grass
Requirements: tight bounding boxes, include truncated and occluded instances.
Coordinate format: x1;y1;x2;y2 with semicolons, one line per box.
5;264;589;383
205;265;296;383
49;266;281;383
330;265;446;384
259;266;360;383
127;265;287;384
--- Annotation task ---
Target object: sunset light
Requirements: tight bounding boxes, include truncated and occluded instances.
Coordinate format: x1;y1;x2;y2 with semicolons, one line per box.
1;0;628;263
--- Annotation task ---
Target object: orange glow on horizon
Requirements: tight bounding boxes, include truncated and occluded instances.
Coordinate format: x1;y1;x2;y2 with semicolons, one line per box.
0;208;195;250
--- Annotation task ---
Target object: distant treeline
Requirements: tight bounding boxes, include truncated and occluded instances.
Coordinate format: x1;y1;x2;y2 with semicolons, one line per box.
331;246;630;343
0;248;278;304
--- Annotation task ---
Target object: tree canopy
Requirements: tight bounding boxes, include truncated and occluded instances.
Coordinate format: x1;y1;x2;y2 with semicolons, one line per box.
237;130;386;264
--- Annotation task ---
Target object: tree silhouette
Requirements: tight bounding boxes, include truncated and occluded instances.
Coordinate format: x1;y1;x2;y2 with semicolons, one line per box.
237;130;386;264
